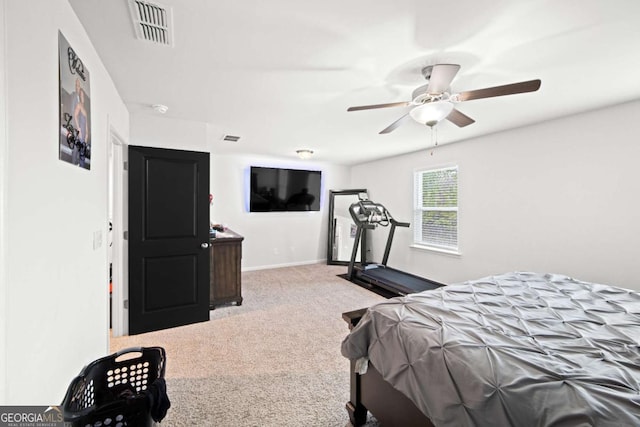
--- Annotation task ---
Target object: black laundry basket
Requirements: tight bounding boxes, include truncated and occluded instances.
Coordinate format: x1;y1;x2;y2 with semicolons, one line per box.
61;346;167;427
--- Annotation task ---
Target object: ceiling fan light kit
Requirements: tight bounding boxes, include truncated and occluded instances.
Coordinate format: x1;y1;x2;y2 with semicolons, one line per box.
409;101;454;127
347;63;541;134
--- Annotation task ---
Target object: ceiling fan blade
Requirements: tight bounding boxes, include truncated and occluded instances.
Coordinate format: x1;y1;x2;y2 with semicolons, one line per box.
456;79;541;102
379;113;411;134
446;108;475;127
347;101;411;112
426;64;461;95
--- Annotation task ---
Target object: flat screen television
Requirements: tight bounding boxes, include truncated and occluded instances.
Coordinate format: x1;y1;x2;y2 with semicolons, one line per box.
249;166;321;212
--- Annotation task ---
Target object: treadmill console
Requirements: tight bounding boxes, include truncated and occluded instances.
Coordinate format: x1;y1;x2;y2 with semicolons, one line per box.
349;200;390;225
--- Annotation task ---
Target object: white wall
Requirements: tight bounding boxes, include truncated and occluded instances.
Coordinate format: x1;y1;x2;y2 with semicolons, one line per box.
130;112;209;152
130;114;353;270
2;0;129;404
0;0;8;404
210;154;351;270
352;100;640;291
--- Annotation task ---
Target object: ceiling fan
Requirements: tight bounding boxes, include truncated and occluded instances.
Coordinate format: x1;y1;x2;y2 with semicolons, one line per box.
347;64;541;134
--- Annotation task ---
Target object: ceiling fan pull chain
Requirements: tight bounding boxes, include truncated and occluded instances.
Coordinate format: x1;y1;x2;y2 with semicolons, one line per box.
429;127;435;156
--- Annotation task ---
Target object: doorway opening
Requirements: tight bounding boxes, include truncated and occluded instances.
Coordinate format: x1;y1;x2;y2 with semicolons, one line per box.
109;130;127;337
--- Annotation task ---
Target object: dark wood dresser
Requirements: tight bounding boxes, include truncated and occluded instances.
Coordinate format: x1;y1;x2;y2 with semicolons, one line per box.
209;229;244;309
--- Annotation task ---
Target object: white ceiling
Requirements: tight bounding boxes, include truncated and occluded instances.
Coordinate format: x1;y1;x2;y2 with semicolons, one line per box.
69;0;640;165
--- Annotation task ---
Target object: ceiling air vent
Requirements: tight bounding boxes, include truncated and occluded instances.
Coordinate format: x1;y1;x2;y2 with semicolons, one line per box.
222;135;241;142
128;0;173;46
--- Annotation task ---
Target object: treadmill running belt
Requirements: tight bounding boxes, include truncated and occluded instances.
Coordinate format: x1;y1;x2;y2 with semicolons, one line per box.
362;267;442;294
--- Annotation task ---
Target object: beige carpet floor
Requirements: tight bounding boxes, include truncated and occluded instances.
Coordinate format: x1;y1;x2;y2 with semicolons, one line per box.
110;264;385;426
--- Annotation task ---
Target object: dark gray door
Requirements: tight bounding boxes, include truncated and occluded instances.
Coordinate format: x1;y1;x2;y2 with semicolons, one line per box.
128;145;210;335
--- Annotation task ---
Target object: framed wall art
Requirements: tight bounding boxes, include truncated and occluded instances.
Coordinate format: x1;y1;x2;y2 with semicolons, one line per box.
58;31;91;170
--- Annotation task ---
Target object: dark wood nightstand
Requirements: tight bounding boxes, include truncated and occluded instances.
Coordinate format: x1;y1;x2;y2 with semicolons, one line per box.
209;229;244;309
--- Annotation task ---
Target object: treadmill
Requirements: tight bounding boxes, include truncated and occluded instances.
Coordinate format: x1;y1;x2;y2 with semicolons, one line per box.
347;197;444;297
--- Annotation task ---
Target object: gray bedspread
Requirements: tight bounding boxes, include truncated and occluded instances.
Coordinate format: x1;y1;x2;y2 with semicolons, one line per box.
341;272;640;426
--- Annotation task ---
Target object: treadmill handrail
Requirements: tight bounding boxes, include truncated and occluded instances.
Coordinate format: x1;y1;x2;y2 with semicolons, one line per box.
382;220;401;266
347;224;365;280
393;220;410;228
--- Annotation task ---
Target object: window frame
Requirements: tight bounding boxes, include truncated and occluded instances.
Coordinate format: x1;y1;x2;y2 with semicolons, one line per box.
412;165;460;255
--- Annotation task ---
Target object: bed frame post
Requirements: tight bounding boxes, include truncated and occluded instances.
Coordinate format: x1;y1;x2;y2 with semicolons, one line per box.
346;359;367;426
343;308;369;426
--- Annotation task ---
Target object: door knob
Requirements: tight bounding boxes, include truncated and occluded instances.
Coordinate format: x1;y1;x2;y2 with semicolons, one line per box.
201;242;210;249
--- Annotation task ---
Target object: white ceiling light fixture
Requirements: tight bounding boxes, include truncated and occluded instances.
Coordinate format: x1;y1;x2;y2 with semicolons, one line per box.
151;103;168;114
409;101;454;127
296;149;314;159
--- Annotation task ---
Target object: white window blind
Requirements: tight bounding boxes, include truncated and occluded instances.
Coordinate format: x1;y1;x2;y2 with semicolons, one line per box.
414;166;458;251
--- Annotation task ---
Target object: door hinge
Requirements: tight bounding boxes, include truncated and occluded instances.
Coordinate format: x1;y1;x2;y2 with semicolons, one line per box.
123;161;128;171
123;299;129;309
123;231;129;240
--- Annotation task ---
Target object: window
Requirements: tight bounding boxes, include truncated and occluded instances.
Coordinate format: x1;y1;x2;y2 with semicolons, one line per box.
414;166;458;252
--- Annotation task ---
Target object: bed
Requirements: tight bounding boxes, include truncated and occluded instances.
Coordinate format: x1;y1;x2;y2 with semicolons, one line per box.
341;272;640;426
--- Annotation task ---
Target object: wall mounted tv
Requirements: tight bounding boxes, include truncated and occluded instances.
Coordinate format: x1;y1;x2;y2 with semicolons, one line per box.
249;166;321;212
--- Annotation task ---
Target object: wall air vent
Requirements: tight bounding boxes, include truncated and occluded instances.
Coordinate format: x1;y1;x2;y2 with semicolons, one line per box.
222;135;241;142
128;0;173;46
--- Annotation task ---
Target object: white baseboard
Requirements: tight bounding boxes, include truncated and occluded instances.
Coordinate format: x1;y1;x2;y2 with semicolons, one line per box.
242;259;327;272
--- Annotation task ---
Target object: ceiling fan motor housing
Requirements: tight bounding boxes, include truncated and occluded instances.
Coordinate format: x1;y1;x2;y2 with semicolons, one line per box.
421;65;434;80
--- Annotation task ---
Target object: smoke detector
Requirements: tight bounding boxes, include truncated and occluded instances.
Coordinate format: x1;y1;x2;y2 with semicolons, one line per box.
128;0;173;46
151;104;168;114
